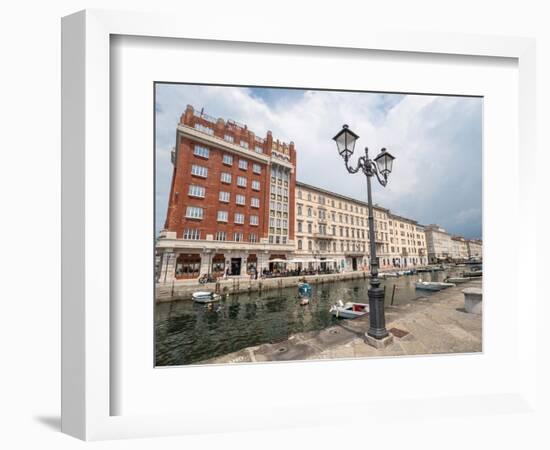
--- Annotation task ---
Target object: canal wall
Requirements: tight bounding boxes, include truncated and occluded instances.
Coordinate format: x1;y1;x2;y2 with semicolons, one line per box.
156;270;374;302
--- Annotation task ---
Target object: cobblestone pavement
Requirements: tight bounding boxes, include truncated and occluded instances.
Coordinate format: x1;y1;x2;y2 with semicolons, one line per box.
201;279;482;365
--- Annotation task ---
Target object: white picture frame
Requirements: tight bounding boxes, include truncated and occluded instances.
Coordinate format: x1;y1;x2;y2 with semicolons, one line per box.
61;9;537;441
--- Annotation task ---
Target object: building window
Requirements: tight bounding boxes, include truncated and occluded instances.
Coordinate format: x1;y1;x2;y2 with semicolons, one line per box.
298;240;302;250
234;232;244;242
298;222;302;232
214;231;226;241
251;197;260;208
183;229;200;240
194;123;213;135
193;145;209;159
308;241;312;251
254;145;263;154
217;211;228;222
252;163;261;174
249;233;258;242
188;184;205;198
307;223;312;233
238;159;248;170
252;180;260;191
236;194;246;205
224;134;234;143
221;172;232;184
240;140;249;149
235;213;245;224
250;215;259;226
297;205;302;216
222;154;233;166
219;191;230;203
237;176;247;188
185;206;203;219
175;254;201;278
307;207;312;217
191;164;208;178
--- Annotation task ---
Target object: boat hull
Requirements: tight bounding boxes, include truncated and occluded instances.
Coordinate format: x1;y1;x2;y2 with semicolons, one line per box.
192;291;220;303
330;302;369;319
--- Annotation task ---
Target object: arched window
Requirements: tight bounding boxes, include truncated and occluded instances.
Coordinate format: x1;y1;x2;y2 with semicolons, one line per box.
298;240;302;250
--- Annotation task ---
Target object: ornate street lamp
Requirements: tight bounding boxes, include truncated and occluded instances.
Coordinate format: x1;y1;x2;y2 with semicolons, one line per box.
332;124;396;343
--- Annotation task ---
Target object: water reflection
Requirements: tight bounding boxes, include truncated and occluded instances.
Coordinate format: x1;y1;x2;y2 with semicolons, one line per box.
155;269;462;366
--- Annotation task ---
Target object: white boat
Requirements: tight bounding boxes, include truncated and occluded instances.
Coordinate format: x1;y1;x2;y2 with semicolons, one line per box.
329;300;369;319
380;272;399;278
445;277;469;284
415;281;456;291
192;291;221;303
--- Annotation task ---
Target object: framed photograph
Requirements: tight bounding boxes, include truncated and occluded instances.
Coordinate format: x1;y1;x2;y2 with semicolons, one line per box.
62;9;537;441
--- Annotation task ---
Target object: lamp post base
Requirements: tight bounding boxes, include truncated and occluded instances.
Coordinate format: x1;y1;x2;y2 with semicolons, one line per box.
364;332;394;349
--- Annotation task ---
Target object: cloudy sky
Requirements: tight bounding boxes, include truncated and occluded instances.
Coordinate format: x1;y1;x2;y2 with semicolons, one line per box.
155;84;482;239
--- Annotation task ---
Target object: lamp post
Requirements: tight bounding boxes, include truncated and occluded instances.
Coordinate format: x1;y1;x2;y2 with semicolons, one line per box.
333;124;396;342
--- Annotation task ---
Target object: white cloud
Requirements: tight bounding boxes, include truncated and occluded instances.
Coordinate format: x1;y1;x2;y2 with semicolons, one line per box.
155;85;482;239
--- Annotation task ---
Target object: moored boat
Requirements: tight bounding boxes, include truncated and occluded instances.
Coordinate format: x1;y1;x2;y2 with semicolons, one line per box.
192;291;221;303
463;270;482;277
445;277;469;284
329;300;369;319
380;272;399;278
415;280;456;291
298;282;312;297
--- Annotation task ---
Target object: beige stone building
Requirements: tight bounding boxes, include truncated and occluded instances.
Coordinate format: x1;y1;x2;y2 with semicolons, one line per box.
295;182;423;272
424;224;452;263
467;239;483;259
387;214;429;267
450;235;469;261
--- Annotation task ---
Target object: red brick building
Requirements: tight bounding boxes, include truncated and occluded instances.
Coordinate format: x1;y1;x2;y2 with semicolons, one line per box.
157;105;296;281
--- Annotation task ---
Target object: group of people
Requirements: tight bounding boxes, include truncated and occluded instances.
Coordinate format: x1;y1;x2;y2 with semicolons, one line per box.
215;265;339;281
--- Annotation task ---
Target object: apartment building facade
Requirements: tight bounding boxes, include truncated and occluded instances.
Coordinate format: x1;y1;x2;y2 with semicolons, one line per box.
387;214;429;267
157;105;296;282
467;239;483;259
294;182;426;272
424;224;452;263
450;235;470;261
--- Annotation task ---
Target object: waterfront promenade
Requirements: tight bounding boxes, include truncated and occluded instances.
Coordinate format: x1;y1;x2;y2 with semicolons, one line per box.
199;279;482;364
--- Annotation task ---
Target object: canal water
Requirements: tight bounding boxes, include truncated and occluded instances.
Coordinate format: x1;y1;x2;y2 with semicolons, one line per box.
155;269;463;366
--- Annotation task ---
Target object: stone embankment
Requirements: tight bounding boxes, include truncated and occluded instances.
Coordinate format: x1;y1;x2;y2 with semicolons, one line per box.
156;270;372;302
155;267;438;302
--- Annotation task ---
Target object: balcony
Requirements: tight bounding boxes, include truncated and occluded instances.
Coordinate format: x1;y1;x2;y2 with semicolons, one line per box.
313;232;333;240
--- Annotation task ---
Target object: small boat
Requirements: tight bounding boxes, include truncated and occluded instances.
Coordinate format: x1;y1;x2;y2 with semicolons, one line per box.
329;300;369;319
399;269;416;276
298;282;312;297
415;280;456;291
463;270;482;278
192;291;221;303
445;277;469;284
416;268;431;273
380;272;399;278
